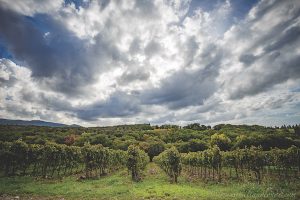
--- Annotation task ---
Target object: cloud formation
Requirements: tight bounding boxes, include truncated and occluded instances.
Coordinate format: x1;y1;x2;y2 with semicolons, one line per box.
0;0;299;126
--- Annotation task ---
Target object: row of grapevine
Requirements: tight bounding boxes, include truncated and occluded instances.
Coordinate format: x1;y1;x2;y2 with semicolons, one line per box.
82;143;127;178
181;146;229;182
2;139;298;183
153;147;181;183
181;145;300;183
0;140;82;177
0;140;127;178
127;145;149;181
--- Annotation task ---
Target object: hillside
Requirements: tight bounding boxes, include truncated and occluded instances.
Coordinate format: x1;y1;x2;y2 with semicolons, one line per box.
0;118;80;127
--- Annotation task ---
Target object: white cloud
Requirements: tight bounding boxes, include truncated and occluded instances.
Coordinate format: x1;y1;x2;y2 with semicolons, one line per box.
0;0;63;16
0;0;299;126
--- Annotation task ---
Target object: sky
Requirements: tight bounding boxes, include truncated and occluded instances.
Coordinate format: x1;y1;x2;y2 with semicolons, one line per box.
0;0;299;127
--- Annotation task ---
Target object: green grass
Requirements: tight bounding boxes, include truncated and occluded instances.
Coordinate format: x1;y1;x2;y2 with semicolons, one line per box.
0;163;299;200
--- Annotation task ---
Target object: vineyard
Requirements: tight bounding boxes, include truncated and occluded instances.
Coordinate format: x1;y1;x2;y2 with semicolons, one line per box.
181;145;300;183
0;141;127;179
1;140;299;184
0;124;300;199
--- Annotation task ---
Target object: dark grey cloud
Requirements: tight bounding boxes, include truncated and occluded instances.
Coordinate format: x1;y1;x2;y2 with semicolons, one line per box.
142;67;219;109
0;76;17;87
129;38;142;54
239;54;258;66
0;6;123;96
249;0;282;22
20;88;74;112
264;26;300;53
129;38;161;57
0;61;17;87
16;84;141;120
1;100;55;120
118;68;150;85
230;52;300;99
257;94;294;111
233;1;300;58
76;92;141;120
144;40;161;57
99;0;111;11
136;41;223;110
0;8;61;78
226;0;300;100
134;0;159;18
182;36;199;67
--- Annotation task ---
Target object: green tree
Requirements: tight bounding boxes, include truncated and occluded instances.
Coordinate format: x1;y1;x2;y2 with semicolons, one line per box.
210;133;231;151
188;139;208;152
147;142;165;161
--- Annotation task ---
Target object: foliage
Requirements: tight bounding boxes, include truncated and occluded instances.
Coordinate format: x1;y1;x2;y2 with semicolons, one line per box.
154;147;182;183
0;141;126;179
64;134;76;145
188;139;208;152
210;133;231;151
126;145;149;181
146;142;165;161
182;145;300;183
183;123;211;130
0;123;300;185
1;124;299;152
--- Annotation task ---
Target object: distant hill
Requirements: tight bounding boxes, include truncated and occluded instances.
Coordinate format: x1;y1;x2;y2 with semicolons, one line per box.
0;118;81;127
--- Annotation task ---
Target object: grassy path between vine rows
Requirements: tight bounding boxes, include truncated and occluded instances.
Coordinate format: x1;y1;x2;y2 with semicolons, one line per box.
0;163;299;200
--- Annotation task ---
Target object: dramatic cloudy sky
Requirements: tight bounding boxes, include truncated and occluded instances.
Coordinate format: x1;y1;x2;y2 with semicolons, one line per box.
0;0;300;126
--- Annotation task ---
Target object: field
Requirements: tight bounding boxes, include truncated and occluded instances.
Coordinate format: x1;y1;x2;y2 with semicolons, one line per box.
0;124;300;199
0;163;299;200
